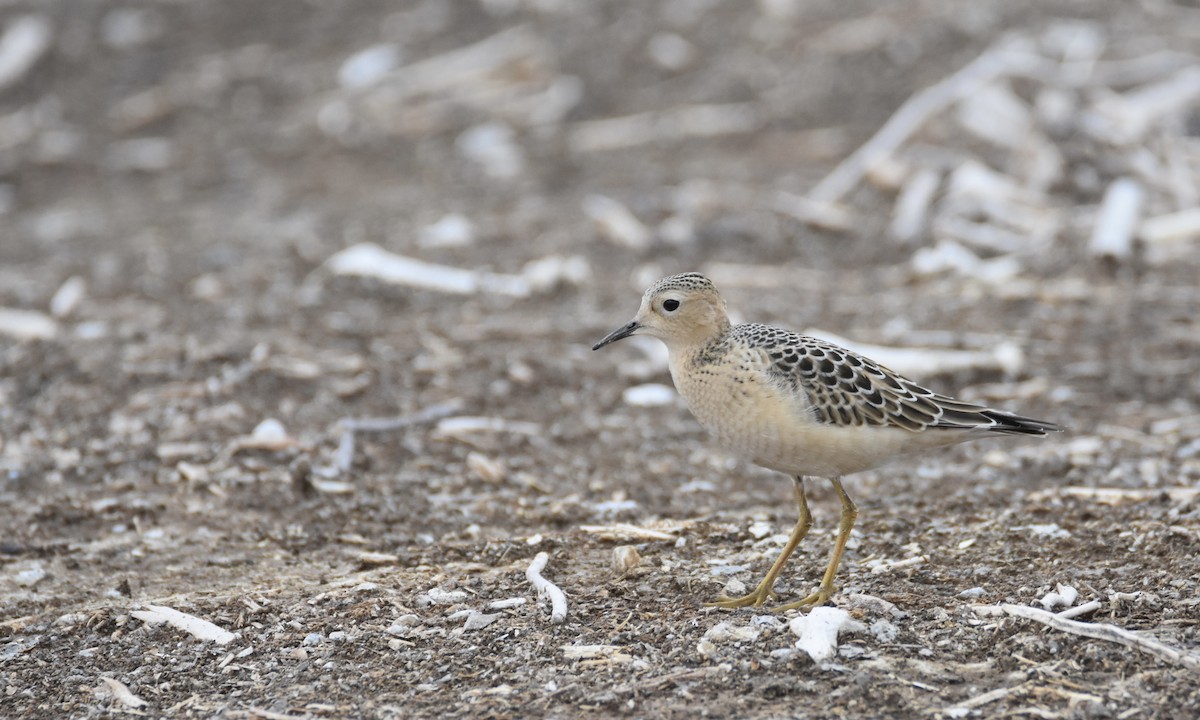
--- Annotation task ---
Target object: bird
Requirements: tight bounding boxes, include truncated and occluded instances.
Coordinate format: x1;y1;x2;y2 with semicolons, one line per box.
592;272;1061;612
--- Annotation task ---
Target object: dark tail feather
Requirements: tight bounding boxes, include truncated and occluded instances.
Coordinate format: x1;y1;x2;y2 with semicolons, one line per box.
982;410;1063;436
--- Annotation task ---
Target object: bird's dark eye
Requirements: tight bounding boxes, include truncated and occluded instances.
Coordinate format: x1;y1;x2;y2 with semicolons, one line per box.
663;299;680;312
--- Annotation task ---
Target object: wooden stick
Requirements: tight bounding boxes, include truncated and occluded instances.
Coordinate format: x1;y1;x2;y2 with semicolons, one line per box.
807;37;1043;204
984;604;1200;672
526;552;568;624
1057;599;1102;620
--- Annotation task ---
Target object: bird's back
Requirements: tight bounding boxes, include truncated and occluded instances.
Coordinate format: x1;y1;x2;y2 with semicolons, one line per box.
669;323;1059;477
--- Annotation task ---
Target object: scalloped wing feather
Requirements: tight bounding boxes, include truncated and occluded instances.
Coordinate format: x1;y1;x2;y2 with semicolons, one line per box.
732;324;1058;435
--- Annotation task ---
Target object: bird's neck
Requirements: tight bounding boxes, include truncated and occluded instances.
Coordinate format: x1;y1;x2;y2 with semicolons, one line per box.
667;325;732;369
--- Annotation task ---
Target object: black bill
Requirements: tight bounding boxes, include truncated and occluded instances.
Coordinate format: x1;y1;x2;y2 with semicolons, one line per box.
592;321;639;350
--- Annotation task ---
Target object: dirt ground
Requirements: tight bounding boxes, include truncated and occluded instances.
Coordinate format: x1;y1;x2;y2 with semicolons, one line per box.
3;1;1200;718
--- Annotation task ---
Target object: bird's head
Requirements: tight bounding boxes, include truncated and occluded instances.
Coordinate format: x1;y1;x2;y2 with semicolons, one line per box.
592;272;731;352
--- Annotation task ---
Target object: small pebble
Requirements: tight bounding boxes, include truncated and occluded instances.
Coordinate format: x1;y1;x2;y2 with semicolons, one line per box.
13;562;46;588
418;213;475;248
748;520;773;539
611;545;642;574
722;578;747;596
426;588;469;605
456;122;524;179
338;43;401;89
463;612;501;631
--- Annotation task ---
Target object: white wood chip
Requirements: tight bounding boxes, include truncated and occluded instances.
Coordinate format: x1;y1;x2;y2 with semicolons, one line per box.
579;523;677;541
98;676;148;708
0;307;58;340
526;552;568;624
1089;178;1143;260
0;15;52;91
804;329;1025;379
49;276;87;318
326;243;532;297
130;604;236;645
621;383;676;407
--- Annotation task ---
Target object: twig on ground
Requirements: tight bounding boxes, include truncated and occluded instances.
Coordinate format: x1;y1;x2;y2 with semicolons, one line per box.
580;523;677;541
807;37;1044;204
335;400;464;471
944;682;1029;715
1058;599;1103;620
130;604;237;645
768;191;853;232
1027;486;1200;506
977;603;1200;672
568;103;760;153
526;552;568;624
97;677;148;708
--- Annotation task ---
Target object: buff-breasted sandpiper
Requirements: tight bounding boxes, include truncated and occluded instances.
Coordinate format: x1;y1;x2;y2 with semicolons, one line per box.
593;272;1061;611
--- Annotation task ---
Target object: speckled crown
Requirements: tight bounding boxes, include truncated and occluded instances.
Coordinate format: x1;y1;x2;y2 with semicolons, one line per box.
644;272;716;298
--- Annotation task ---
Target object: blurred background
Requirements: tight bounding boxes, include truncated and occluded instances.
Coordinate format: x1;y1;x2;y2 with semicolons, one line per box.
2;1;1200;717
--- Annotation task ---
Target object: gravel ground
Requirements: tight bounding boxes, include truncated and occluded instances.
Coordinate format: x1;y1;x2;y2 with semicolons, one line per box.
2;2;1200;718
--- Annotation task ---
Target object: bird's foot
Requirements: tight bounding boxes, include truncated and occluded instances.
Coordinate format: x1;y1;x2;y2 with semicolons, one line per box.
772;583;836;613
704;582;778;609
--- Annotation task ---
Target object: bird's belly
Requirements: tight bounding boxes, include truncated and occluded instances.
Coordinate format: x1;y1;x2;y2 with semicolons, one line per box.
674;368;938;477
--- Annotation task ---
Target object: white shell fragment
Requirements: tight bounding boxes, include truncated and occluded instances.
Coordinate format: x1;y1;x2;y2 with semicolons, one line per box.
130;604;237;645
789;607;866;663
1040;583;1079;611
231;418;297;452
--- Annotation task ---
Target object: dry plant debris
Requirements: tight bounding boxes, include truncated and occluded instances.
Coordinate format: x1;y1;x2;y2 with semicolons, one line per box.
3;2;1200;719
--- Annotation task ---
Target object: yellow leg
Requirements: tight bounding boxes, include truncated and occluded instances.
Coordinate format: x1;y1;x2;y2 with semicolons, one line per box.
775;476;857;612
706;476;813;609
